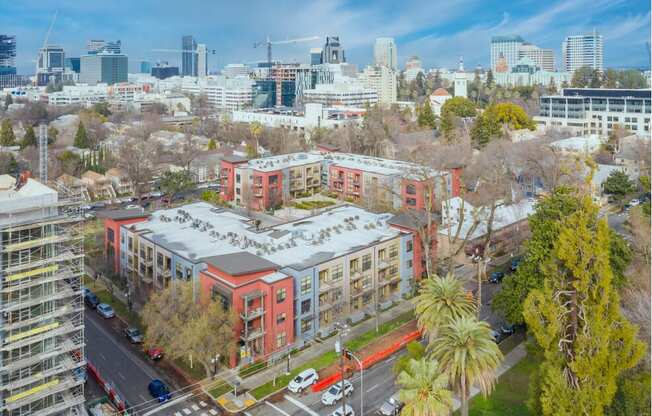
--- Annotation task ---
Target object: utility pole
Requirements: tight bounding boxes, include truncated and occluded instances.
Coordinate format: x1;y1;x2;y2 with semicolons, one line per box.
335;322;348;415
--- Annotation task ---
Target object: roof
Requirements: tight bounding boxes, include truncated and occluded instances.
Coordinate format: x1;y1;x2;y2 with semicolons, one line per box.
222;155;249;164
81;170;106;181
129;202;400;271
317;143;340;152
431;88;451;97
202;252;279;275
97;209;148;221
550;135;602;153
105;167;126;177
325;152;444;179
388;210;433;229
246;152;324;172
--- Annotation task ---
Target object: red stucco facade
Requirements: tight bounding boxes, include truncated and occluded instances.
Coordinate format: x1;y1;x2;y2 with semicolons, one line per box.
102;215;148;275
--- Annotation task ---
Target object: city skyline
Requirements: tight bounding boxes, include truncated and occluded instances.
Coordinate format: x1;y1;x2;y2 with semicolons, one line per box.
1;0;649;74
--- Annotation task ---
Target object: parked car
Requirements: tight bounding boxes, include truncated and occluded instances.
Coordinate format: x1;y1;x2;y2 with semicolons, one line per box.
489;271;505;283
82;286;90;297
321;380;353;405
150;191;163;198
146;347;164;360
84;292;100;309
125;204;141;210
148;379;172;402
501;323;516;336
125;327;144;344
331;404;355;416
96;303;115;319
630;199;640;207
377;397;404;415
288;368;319;393
510;258;520;272
491;329;507;344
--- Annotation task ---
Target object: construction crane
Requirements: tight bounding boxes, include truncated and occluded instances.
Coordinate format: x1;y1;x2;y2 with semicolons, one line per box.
152;48;216;55
253;35;319;67
42;10;58;49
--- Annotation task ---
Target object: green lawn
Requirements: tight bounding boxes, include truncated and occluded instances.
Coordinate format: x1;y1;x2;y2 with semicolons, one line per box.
347;311;415;352
207;379;231;399
466;354;539;416
293;200;336;210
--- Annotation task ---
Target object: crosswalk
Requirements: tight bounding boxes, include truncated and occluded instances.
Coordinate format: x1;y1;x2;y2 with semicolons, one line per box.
168;400;220;416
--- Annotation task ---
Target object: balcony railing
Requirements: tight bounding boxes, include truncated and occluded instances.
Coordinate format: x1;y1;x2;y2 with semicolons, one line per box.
241;307;265;321
240;327;265;342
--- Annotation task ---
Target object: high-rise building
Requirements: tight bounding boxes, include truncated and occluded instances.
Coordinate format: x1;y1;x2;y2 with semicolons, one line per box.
310;48;323;65
322;37;345;64
80;53;128;85
490;35;524;72
0;176;86;416
518;43;555;71
181;35;198;76
0;35;16;75
140;61;152;74
403;56;423;82
197;43;208;78
37;45;65;85
562;31;603;73
374;37;397;71
223;63;250;78
152;63;179;79
87;39;121;55
65;57;81;73
360;65;397;105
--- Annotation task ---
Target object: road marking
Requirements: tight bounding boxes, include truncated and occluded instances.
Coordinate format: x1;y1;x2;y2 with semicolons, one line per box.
118;371;126;380
284;395;320;416
265;401;291;416
366;384;380;393
199;401;207;407
200;413;208;416
182;409;192;415
209;410;218;415
175;413;182;416
141;393;193;416
139;394;148;401
99;352;107;361
192;404;200;411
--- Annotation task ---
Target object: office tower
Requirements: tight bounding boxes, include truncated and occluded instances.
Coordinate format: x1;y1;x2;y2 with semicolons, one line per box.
87;40;121;55
0;35;16;75
310;48;323;65
181;35;198;76
322;37;345;64
197;44;208;78
37;45;65;85
0;176;86;415
64;57;81;73
491;35;524;72
374;37;397;71
518;43;555;71
403;56;423;82
562;31;603;72
151;63;179;79
80;53;128;85
140;61;152;74
360;65;397;105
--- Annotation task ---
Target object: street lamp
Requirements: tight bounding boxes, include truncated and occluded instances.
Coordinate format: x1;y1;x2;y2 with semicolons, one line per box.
334;322;350;416
211;354;220;380
344;349;364;416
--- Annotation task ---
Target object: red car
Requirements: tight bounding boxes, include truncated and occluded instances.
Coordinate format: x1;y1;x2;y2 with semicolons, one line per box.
146;348;164;360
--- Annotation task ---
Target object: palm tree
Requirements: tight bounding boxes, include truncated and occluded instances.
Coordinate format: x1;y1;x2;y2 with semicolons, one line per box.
397;358;454;416
430;316;503;416
413;273;476;341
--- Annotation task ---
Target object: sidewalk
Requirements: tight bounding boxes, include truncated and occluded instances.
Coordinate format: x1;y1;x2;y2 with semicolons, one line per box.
451;341;527;411
231;300;415;391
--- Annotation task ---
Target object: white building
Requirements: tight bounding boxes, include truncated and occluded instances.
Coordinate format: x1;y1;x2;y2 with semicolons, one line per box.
562;31;603;73
197;44;208;78
303;81;378;107
494;57;571;88
518;43;555;72
360;65;397;105
222;64;250;78
180;76;255;112
47;84;109;106
429;88;452;116
374;37;397;71
454;58;468;98
491;35;524;72
403;56;424;82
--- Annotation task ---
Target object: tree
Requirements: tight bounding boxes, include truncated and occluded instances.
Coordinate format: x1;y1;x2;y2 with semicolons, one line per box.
441;96;476;118
160;170;195;205
74;121;90;148
431;316;503;416
207;138;217;150
605;368;651;416
92;101;112;118
618;69;647;89
523;196;644;415
602;69;619;88
201;190;227;207
413;273;475;340
417;100;436;129
393;341;425;376
609;230;632;288
47;125;58;145
56;150;83;176
21;125;37;149
571;66;600;88
0;152;17;175
117;137;160;199
0;119;16;146
4;93;12;110
142;281;236;378
471;103;534;148
484;69;494;88
397;358;454;416
603;170;634;203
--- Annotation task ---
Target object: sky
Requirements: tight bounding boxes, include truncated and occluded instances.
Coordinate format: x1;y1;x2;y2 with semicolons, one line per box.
1;0;650;74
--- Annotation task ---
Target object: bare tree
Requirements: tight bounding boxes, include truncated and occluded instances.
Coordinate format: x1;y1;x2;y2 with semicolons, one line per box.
175;133;203;172
117;137;161;199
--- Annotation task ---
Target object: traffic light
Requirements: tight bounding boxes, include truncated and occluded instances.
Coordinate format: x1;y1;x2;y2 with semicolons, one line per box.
343;349;352;360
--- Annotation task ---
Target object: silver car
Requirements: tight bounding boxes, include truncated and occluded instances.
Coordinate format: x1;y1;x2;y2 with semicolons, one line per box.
321;380;353;405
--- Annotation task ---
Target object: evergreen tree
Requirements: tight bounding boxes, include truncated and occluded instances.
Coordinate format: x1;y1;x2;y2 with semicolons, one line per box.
417;100;436;129
74;121;90;148
603;170;635;203
0;119;16;146
484;70;494;88
4;93;12;110
47;126;58;145
523;196;644;415
21;125;37;148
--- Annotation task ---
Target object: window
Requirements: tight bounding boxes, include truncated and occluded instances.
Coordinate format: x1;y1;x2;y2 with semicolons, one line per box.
269;175;278;185
236;173;241;182
107;228;115;243
406;198;417;206
349;258;360;273
276;332;287;348
277;313;286;324
301;318;312;333
301;299;311;314
389;264;399;277
276;288;286;303
331;264;343;282
405;184;416;195
319;269;329;284
406;240;413;252
378;249;386;260
128;237;133;251
407;259;413;268
301;276;312;296
389;244;398;259
362;254;372;271
157;253;163;267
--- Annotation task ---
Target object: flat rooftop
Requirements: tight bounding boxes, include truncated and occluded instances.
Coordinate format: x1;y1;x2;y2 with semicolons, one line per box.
130;202;400;272
246;152;324;172
325;152;443;178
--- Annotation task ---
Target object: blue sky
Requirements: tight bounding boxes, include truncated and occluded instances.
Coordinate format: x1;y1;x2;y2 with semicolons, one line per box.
1;0;650;74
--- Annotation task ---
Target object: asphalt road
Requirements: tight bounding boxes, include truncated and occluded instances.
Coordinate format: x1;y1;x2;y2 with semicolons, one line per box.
85;307;163;410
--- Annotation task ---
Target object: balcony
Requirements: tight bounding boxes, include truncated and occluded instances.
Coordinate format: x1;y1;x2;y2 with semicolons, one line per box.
143;257;153;267
253;181;263;188
241;307;265;321
240;327;265;342
350;284;372;297
350;269;362;280
377;258;390;269
379;274;401;286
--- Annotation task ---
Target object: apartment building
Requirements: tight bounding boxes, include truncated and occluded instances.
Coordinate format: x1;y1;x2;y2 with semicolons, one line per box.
535;88;652;137
303;82;378;107
0;175;86;415
221;150;462;212
104;203;425;365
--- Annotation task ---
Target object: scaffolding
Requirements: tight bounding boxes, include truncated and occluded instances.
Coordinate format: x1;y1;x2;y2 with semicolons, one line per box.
0;180;85;416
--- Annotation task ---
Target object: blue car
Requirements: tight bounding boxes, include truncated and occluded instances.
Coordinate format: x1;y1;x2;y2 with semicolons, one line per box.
148;379;172;402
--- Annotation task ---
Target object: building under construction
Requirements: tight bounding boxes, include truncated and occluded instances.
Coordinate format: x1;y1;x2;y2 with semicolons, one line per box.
0;174;85;416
